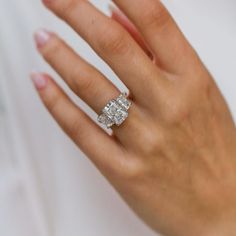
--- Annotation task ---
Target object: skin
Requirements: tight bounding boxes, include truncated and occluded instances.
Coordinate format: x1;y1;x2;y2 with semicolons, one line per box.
32;0;236;235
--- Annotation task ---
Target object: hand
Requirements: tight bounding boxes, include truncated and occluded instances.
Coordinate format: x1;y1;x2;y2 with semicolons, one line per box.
31;0;236;235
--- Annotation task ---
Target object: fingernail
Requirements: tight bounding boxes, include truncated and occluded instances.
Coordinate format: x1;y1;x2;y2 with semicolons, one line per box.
108;3;119;15
42;0;51;5
108;3;117;12
31;72;48;90
108;3;128;21
34;29;51;48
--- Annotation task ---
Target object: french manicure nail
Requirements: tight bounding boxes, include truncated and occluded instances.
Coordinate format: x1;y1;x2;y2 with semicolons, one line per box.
108;3;117;13
42;0;52;5
108;3;129;21
34;29;51;48
31;72;48;90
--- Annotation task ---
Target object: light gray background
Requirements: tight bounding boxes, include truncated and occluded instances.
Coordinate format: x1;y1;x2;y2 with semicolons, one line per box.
0;0;235;236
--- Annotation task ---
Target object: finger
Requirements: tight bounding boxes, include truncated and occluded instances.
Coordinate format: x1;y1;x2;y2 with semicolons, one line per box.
109;5;153;59
34;29;119;114
112;0;197;74
30;72;125;172
42;0;167;104
34;29;148;148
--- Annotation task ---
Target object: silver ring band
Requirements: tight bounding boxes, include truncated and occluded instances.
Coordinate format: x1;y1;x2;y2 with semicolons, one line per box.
98;92;132;128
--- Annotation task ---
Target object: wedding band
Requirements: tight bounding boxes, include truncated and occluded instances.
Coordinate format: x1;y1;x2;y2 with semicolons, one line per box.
98;92;132;128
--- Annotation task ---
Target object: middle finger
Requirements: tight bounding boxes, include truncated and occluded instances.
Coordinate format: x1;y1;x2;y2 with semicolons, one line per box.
42;0;168;105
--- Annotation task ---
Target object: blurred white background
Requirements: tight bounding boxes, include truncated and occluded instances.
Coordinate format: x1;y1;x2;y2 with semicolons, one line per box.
0;0;235;235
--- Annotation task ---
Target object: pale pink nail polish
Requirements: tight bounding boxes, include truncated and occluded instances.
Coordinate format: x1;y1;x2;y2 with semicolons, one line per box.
108;4;117;13
31;72;48;90
108;4;130;23
42;0;51;5
34;29;51;48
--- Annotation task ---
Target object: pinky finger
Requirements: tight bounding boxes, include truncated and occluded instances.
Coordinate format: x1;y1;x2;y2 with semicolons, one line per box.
30;72;124;173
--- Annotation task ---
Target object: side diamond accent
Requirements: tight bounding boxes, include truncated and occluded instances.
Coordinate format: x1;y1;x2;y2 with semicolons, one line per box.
97;113;114;128
116;92;131;110
103;100;128;126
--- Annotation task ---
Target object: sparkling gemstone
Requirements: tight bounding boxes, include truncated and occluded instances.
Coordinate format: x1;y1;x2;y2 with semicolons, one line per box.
97;113;114;128
102;100;128;126
98;92;132;129
116;93;131;110
103;100;120;117
113;109;128;125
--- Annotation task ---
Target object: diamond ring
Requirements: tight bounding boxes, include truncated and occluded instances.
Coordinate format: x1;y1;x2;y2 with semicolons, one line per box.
98;92;132;128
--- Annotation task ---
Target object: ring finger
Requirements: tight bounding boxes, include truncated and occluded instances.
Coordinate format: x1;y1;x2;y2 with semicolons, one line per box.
34;29;144;147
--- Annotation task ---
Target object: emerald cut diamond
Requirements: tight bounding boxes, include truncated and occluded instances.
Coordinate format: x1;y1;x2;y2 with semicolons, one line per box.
98;92;131;128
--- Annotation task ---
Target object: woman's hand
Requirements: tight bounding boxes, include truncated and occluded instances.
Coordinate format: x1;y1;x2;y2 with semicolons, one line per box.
31;0;236;235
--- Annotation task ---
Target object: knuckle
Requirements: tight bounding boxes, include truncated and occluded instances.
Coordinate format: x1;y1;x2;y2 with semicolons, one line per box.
115;158;147;182
196;75;213;93
142;2;171;30
44;89;62;114
162;97;190;125
62;0;78;14
161;80;207;125
73;74;96;93
97;23;129;55
68;118;85;139
185;69;212;94
139;129;164;155
42;36;62;59
45;0;79;17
